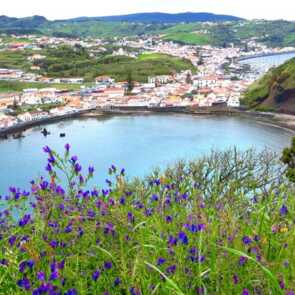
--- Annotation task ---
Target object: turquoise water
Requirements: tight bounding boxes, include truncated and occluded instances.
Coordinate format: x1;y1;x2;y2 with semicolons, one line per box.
0;114;293;194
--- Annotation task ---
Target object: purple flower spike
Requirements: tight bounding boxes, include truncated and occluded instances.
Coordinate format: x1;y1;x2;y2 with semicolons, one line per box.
157;257;166;265
43;146;51;154
88;166;94;175
65;143;70;152
104;261;113;270
280;204;288;216
65;289;78;295
74;163;82;174
92;270;100;281
242;236;252;245
37;271;45;281
17;277;31;290
242;289;250;295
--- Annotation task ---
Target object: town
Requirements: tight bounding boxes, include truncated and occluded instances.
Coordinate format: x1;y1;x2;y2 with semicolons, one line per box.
0;33;294;132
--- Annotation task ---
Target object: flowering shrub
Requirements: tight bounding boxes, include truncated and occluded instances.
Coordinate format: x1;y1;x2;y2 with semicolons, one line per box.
0;145;294;295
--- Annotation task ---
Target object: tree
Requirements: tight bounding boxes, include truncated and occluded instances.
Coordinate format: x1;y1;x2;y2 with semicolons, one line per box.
281;137;295;182
125;71;134;95
186;72;192;84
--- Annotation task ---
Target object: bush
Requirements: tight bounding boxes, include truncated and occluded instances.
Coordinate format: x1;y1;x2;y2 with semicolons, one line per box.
282;137;295;182
0;146;294;294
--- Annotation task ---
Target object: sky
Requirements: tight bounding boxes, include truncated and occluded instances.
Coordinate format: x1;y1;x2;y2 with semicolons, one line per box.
1;0;295;21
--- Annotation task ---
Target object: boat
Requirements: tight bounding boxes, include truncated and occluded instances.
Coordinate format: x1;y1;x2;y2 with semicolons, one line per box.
60;133;66;138
41;128;51;136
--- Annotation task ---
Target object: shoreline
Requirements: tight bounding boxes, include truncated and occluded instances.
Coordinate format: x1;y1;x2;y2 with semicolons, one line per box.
1;107;295;139
238;50;295;62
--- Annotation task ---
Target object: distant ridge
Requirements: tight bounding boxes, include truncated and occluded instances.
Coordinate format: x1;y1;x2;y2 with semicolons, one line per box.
70;12;244;23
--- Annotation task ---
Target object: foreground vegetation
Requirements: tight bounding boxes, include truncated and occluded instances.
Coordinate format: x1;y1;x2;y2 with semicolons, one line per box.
0;144;294;294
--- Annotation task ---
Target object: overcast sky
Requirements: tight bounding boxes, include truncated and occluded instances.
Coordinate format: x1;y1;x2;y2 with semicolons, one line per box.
2;0;294;21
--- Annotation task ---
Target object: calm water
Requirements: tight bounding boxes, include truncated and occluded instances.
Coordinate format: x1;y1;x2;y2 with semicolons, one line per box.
240;52;295;75
0;114;293;194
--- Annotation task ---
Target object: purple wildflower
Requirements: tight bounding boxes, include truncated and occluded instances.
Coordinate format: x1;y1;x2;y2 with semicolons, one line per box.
71;155;78;163
88;166;94;175
166;264;176;274
43;146;51;154
17;277;31;290
8;235;17;246
242;236;252;245
166;215;173;223
242;289;250;295
18;214;31;227
37;271;46;281
65;289;77;295
239;256;247;266
46;163;52;172
114;277;121;286
65;143;70;152
74;163;82;174
233;274;239;284
104;261;112;270
157;257;166;265
280;204;288;216
92;270;100;281
178;231;188;245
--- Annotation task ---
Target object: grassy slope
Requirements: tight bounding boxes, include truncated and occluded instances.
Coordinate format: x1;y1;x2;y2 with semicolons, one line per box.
244;57;295;110
163;32;211;45
0;47;195;83
0;80;82;93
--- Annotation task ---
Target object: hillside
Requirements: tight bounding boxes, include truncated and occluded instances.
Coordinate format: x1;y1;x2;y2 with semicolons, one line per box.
92;12;243;23
1;15;295;47
244;57;295;113
0;46;195;82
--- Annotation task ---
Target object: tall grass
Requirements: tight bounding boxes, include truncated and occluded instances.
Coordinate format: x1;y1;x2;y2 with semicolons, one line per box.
0;146;294;294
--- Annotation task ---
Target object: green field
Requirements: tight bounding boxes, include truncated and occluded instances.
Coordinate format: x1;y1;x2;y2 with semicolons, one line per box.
0;50;32;71
163;32;211;45
0;47;195;83
0;80;82;93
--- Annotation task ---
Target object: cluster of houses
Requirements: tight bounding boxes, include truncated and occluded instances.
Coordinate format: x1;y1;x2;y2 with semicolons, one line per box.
1;33;281;132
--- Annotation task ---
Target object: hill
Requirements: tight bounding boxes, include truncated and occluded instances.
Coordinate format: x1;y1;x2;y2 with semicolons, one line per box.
85;12;243;23
244;57;295;113
1;15;295;48
0;46;195;82
0;15;47;34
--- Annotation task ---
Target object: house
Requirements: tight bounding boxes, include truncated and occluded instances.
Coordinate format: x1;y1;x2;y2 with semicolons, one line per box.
227;97;240;108
30;112;49;121
95;76;115;84
17;112;33;122
148;75;172;85
28;54;46;61
0;114;17;129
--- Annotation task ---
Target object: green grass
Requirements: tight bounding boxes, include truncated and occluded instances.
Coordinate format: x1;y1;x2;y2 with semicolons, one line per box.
163;32;211;45
243;57;295;108
0;50;32;71
0;80;82;93
0;47;195;83
0;147;294;294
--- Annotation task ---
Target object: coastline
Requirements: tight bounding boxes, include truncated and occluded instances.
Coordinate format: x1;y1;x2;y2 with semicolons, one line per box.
238;50;295;62
1;106;295;139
